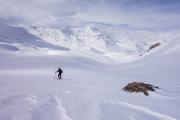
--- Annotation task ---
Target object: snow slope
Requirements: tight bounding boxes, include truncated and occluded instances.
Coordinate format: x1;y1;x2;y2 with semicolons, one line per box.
1;23;180;62
0;35;180;120
0;21;180;120
0;23;69;55
28;23;180;62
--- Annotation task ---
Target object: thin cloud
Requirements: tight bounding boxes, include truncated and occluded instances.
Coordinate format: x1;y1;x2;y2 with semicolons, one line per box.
0;0;180;30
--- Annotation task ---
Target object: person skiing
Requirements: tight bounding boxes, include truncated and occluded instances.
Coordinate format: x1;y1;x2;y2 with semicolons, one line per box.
55;67;63;79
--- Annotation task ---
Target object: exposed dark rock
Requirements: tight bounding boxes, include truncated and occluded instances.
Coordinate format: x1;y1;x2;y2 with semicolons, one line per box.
147;42;161;52
139;42;161;56
122;82;159;96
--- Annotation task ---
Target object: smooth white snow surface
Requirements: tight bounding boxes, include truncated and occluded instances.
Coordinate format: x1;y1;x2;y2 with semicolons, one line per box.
0;23;180;120
0;38;180;120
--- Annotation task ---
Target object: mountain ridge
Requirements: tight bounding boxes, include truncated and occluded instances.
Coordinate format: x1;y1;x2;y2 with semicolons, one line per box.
1;23;179;63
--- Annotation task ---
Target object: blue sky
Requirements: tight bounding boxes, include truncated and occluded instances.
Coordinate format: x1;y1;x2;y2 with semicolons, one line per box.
0;0;180;30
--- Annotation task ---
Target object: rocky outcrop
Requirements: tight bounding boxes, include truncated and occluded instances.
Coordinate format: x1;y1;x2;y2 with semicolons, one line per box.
147;42;161;52
122;82;159;96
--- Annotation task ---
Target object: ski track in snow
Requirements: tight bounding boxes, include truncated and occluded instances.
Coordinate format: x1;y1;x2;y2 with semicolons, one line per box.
150;92;180;101
104;98;177;120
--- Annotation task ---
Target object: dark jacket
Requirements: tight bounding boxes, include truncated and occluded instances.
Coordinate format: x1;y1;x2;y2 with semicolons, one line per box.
56;68;63;74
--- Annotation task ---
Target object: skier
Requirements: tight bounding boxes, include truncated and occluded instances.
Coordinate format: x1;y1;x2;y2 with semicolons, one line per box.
55;67;63;79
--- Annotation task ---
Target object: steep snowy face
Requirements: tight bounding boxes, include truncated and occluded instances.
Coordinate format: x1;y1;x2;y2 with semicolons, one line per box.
71;26;108;51
69;25;143;62
0;24;69;54
28;23;173;62
29;27;68;47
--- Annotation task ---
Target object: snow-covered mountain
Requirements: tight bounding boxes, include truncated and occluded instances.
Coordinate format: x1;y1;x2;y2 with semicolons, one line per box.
28;23;180;62
0;23;69;55
0;29;180;120
1;21;180;120
1;0;180;119
1;23;179;62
